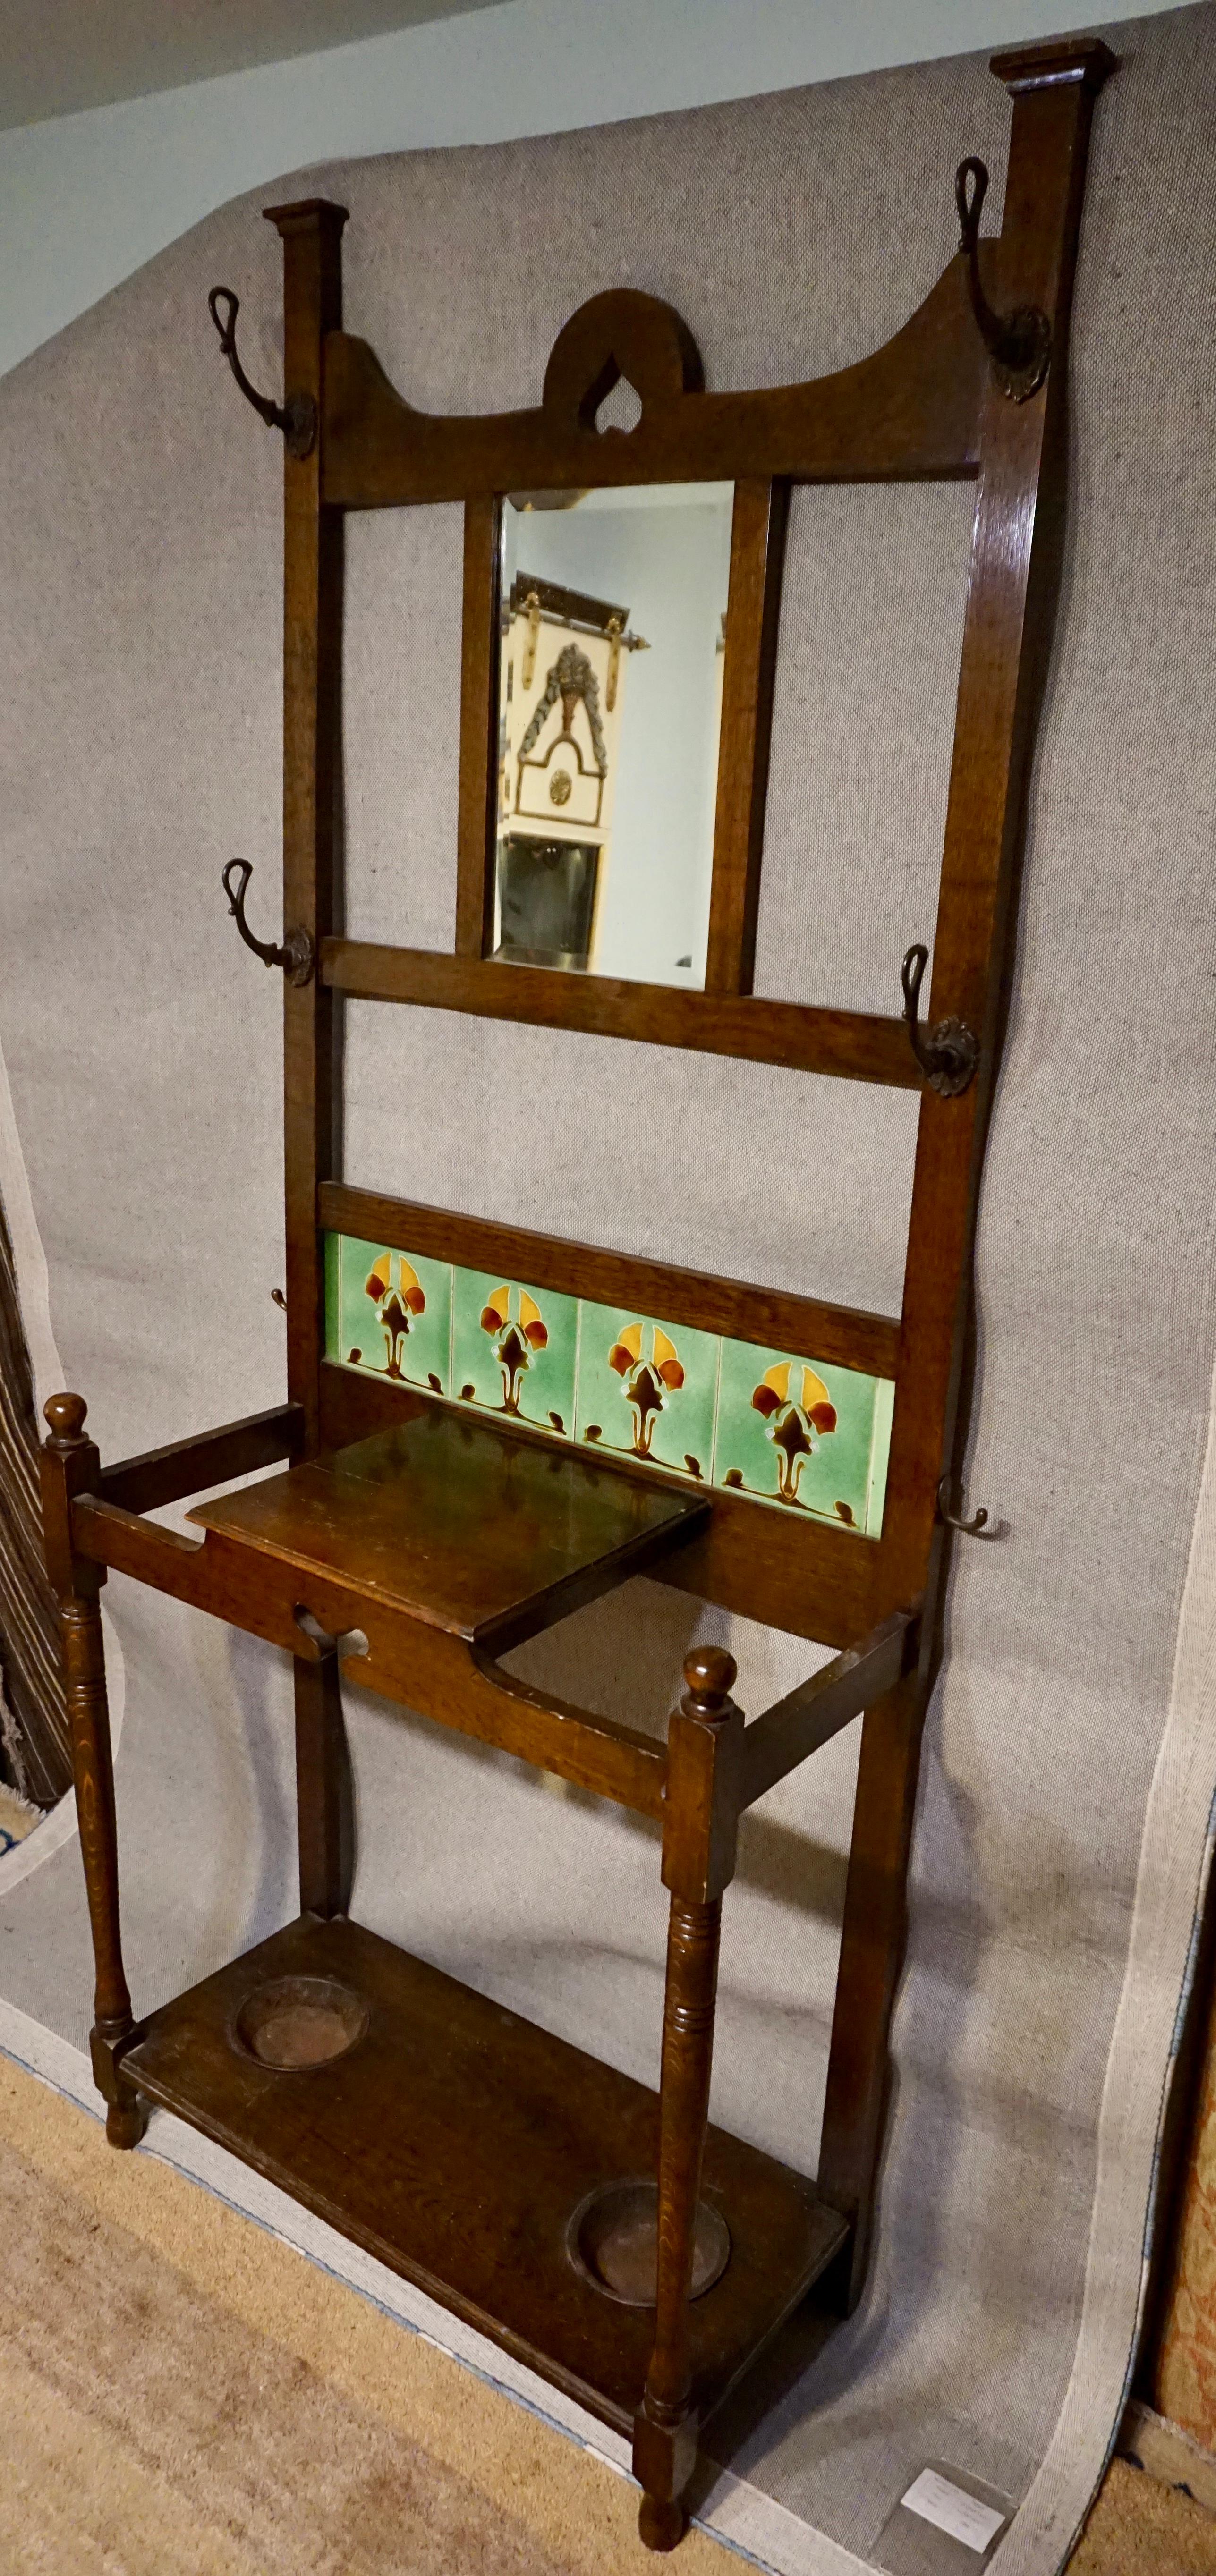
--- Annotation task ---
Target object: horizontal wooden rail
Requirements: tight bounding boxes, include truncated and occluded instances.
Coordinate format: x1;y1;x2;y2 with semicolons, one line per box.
98;1403;305;1516
321;259;985;509
71;1494;668;1818
320;1184;901;1381
321;943;920;1088
740;1607;918;1808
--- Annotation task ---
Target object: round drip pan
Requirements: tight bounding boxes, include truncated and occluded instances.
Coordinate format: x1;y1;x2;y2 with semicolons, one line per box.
567;2179;730;2307
233;1975;369;2071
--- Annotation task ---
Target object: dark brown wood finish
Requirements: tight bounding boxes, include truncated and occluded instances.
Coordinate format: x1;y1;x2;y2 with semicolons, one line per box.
98;1402;304;1516
323;941;919;1082
189;1413;707;1646
319;1181;901;1377
313;1357;884;1651
704;478;787;997
455;492;500;955
817;40;1115;2302
40;44;1114;2554
71;1483;674;1815
39;1397;145;2149
636;1650;743;2546
265;197;346;1454
294;1633;354;1918
322;266;986;508
265;196;349;2009
121;1909;848;2434
740;1608;918;1810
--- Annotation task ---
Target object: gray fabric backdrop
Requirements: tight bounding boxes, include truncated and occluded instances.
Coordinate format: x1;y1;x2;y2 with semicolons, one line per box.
1;8;1215;2568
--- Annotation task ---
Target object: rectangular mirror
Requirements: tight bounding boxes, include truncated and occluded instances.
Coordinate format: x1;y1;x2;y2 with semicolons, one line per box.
489;482;734;987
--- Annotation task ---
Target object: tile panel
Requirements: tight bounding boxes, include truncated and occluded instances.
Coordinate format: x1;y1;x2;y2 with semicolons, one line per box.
324;1233;893;1535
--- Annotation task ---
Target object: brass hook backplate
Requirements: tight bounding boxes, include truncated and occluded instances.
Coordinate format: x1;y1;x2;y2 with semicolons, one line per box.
901;945;979;1098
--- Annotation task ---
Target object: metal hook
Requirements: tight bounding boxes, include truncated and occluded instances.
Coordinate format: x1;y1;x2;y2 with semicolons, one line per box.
207;287;317;460
901;944;979;1098
222;861;314;987
937;1475;1002;1539
954;158;1051;403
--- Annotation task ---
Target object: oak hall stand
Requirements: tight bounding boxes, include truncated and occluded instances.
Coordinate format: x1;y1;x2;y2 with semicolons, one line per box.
42;41;1112;2551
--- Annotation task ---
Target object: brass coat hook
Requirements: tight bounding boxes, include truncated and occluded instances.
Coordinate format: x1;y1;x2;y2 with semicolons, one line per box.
954;158;1051;402
901;944;979;1097
937;1474;1003;1540
222;861;314;986
207;288;317;459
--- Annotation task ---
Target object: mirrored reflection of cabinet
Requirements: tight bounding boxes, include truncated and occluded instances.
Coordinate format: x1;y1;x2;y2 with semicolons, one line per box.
491;484;733;986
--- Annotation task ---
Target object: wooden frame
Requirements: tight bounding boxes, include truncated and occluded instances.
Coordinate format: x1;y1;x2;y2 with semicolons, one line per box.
40;36;1113;2553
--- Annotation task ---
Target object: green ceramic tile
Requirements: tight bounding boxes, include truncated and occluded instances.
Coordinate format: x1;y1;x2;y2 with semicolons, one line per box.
713;1338;890;1530
335;1235;452;1395
575;1303;719;1484
451;1267;578;1437
323;1232;341;1361
864;1378;896;1536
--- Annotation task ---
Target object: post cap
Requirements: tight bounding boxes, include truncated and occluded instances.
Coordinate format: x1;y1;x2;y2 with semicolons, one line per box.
43;1391;88;1444
681;1645;738;1715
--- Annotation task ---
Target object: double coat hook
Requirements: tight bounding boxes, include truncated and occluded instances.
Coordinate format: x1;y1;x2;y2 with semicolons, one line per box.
207;288;317;459
954;158;1051;402
222;861;314;987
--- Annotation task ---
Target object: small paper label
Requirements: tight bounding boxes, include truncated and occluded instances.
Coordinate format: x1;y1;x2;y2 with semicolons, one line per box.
901;2469;1006;2554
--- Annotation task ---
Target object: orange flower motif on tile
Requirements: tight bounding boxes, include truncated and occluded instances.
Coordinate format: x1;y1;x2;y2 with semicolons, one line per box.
750;1361;838;1507
480;1284;549;1415
364;1253;426;1380
608;1322;685;1459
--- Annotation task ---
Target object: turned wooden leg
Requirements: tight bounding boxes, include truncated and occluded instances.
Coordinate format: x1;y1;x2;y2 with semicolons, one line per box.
60;1585;145;2145
42;1395;145;2148
635;1648;741;2553
294;1638;354;1918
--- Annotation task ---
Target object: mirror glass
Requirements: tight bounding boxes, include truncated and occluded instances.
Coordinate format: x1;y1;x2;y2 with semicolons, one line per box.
489;482;734;987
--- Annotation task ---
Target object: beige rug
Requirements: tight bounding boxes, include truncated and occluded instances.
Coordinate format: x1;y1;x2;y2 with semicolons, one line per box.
0;1785;39;1846
0;2057;734;2575
0;2052;1209;2576
1071;2461;1216;2575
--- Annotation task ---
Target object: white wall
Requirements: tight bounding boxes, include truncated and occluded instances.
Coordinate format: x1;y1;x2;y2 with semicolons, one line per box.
0;0;1193;382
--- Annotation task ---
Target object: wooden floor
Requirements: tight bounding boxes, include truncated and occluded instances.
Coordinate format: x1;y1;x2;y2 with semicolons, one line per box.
0;2052;1210;2574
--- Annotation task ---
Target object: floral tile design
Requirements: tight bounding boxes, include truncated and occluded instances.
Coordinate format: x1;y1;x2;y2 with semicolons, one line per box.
576;1303;719;1485
451;1266;579;1437
330;1235;452;1396
713;1339;890;1532
323;1232;895;1533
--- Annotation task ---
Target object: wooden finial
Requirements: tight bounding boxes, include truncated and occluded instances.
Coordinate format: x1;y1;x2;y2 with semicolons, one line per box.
680;1646;737;1721
43;1392;89;1448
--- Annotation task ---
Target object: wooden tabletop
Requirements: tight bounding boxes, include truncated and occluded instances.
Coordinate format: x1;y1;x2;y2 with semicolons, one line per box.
189;1406;708;1647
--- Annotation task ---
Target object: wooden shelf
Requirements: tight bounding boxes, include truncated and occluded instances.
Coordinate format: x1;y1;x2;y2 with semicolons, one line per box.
122;1913;848;2433
189;1410;708;1650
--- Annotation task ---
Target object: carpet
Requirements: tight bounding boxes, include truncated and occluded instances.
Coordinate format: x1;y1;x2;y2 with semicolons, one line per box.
0;2055;732;2576
0;2052;1209;2576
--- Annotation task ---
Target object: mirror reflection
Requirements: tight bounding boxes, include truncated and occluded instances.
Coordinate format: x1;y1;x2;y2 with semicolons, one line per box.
490;483;734;987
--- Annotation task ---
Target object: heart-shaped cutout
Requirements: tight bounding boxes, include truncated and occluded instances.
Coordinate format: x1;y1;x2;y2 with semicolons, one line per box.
594;374;643;434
